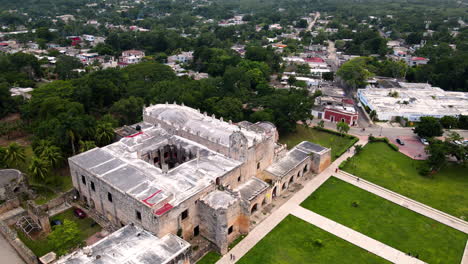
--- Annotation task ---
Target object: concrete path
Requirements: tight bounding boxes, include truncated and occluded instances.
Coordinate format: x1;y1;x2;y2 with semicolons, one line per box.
0;235;25;264
217;139;377;264
462;240;468;264
335;171;468;234
290;205;425;264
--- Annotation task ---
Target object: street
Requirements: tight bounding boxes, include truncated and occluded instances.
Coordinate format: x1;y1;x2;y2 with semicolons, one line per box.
0;235;25;264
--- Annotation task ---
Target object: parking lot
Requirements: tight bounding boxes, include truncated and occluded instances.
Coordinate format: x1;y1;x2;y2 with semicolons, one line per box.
388;135;428;160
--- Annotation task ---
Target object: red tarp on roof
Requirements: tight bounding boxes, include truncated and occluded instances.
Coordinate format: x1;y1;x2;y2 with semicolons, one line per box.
125;131;143;138
412;57;427;61
305;57;325;63
154;203;173;216
141;190;162;206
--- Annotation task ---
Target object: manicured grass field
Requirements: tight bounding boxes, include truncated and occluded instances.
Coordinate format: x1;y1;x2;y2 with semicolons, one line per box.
237;215;389;264
301;177;468;264
341;142;468;219
279;125;357;160
197;251;222;264
17;208;101;257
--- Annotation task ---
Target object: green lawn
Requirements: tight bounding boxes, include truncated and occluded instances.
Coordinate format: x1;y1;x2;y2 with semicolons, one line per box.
237;215;389;264
279;125;356;160
341;142;468;219
301;177;468;264
17;208;101;257
197;251;222;264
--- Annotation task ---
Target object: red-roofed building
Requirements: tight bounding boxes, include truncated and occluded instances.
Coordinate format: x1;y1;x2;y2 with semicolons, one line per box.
409;56;429;66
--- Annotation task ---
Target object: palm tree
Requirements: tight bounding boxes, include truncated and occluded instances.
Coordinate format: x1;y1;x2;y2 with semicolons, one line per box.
34;139;52;156
369;110;377;121
79;140;96;153
95;123;115;146
28;156;50;180
4;142;26;168
67;129;76;156
40;145;63;168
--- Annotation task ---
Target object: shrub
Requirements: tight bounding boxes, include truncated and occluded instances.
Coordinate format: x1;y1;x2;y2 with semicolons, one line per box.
418;165;431;177
388;143;399;151
192;245;199;251
314;239;324;247
351;200;360;207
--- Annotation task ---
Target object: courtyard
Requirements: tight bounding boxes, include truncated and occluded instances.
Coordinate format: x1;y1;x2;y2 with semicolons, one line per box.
17;208;102;257
341;142;468;218
279;125;357;160
301;177;468;264
237;215;389;264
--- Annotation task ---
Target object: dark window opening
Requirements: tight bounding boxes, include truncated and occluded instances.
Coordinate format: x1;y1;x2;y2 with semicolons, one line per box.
164;152;169;158
136;211;141;221
81;175;86;185
228;226;233;234
289;177;294;184
91;182;95;191
282;183;287;190
251;204;258;214
257;162;260;169
237;176;241;182
303;165;308;173
181;209;188;220
154;157;159;163
107;192;113;202
194;226;199;236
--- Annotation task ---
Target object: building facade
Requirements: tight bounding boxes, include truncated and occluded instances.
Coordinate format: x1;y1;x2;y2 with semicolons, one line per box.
68;103;331;259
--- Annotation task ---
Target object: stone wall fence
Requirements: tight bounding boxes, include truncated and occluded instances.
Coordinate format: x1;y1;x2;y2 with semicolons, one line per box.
0;197;20;215
0;220;38;264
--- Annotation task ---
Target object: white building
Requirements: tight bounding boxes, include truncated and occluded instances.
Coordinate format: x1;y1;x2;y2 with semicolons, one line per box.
358;83;468;121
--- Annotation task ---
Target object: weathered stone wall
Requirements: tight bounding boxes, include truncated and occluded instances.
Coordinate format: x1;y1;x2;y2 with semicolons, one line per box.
0;197;20;215
0;220;38;264
311;148;332;173
198;197;241;254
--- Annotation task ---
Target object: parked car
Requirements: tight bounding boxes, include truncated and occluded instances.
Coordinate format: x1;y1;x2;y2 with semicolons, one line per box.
420;138;429;145
396;138;405;145
51;219;62;226
73;208;87;219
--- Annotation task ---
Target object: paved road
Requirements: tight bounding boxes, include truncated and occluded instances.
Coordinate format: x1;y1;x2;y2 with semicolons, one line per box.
306;12;320;32
335;171;468;234
0;235;25;264
309;118;468;139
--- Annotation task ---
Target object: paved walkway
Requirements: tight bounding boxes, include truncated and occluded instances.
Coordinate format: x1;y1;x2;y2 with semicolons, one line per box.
335;171;468;234
0;235;25;264
463;240;468;264
290;205;425;264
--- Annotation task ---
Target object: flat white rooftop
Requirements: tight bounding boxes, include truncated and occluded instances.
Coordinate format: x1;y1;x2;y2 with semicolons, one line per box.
358;84;468;121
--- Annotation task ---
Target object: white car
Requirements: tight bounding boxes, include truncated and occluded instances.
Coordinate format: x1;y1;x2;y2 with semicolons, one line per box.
420;138;429;145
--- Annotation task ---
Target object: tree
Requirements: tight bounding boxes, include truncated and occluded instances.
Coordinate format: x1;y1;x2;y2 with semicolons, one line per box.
48;219;81;256
322;72;334;81
414;117;443;138
28;156;50;180
425;140;448;172
354;144;363;154
296;19;308;28
318;120;325;128
439;116;458;129
95;122;115;146
55;55;82;80
336;121;350;135
79;140;96;153
369;110;377;121
4;142;26;168
337;57;374;89
38;145;62;168
110;96;145;126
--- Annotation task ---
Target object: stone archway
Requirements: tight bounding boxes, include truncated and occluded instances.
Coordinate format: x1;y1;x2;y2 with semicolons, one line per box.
272;187;278;198
251;204;258;214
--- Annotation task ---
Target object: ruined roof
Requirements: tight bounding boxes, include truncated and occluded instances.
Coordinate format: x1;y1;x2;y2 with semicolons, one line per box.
144;104;265;147
265;141;329;178
200;190;237;210
56;225;190;264
296;141;328;154
236;178;269;201
69;124;242;213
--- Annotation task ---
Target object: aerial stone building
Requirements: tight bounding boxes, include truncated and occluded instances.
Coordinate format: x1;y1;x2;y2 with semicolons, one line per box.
68;103;331;257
